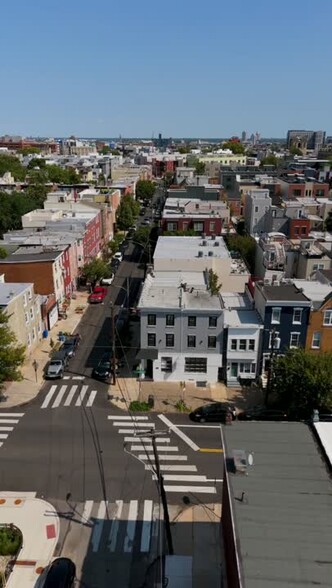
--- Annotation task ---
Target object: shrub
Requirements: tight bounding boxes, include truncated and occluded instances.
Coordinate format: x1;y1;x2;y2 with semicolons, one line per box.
175;399;191;413
129;400;151;412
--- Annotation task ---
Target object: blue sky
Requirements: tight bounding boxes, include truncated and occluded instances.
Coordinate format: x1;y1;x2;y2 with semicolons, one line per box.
0;0;331;138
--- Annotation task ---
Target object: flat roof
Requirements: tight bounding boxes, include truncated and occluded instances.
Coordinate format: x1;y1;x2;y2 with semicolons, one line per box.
293;280;332;305
314;422;332;468
257;282;310;303
0;251;62;263
224;422;332;588
0;282;32;306
224;308;262;328
154;236;230;260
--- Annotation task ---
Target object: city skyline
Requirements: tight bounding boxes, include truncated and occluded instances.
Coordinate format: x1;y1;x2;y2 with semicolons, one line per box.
0;0;331;137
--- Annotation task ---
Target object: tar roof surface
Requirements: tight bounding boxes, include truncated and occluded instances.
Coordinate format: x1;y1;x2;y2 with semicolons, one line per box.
223;422;332;588
258;283;310;302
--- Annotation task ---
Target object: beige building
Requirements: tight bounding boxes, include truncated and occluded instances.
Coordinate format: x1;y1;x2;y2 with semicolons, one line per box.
0;281;43;352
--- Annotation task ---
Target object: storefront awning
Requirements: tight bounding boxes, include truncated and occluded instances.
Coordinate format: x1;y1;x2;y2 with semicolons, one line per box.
136;349;158;360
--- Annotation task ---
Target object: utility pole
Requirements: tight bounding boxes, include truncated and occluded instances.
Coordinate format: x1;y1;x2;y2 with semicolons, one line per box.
151;433;174;556
110;301;116;385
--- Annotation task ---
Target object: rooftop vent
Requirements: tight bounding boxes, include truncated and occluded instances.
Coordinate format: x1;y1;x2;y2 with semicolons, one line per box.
211;234;216;240
208;251;213;257
202;240;207;246
198;250;203;257
214;241;220;247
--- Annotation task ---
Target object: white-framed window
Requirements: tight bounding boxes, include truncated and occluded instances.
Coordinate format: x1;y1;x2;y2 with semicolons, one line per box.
29;307;34;320
271;307;281;324
293;308;303;324
313;263;325;271
37;323;41;333
32;327;36;341
27;333;31;347
161;357;172;372
209;316;217;328
23;294;27;307
239;362;256;374
193;222;204;232
185;357;207;373
167;222;177;232
248;339;255;351
323;310;332;325
269;331;279;348
239;340;247;351
290;332;300;348
28;289;32;301
311;332;321;349
254;206;259;213
25;312;29;324
231;339;237;350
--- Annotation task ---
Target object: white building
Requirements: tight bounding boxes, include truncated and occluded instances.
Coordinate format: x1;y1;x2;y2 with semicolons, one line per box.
244;189;271;236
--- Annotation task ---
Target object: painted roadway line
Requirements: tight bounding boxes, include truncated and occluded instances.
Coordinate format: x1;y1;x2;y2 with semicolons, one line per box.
130;445;179;452
164;485;217;494
108;415;149;421
124;437;170;443
154;475;208;483
138;454;188;461
158;414;200;452
0;413;24;418
118;428;154;434
199;448;223;453
72;375;85;381
141;500;153;553
52;385;67;408
113;421;155;428
0;427;14;432
63;385;78;407
124;500;138;553
75;385;89;406
91;500;108;553
109;500;124;552
145;465;197;472
41;386;57;409
0;434;8;440
206;479;223;483
176;424;221;429
0;420;20;424
86;390;97;407
80;500;94;525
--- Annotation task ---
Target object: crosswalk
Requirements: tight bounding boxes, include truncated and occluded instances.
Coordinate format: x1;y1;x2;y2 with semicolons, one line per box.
64;498;162;555
108;415;219;495
40;384;97;409
0;413;24;448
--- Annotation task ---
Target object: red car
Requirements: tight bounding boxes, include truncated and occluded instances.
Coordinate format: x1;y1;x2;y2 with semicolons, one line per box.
88;286;107;304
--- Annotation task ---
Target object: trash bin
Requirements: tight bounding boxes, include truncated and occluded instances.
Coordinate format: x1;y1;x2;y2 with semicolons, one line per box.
148;394;154;409
42;329;48;339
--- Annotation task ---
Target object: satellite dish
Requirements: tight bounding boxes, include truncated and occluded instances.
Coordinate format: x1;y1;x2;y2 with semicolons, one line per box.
248;453;254;466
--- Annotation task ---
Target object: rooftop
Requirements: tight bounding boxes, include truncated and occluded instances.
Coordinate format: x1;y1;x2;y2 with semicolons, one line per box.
223;308;262;328
154;236;230;260
0;282;33;306
0;251;62;263
224;422;332;588
293;279;332;306
256;282;310;303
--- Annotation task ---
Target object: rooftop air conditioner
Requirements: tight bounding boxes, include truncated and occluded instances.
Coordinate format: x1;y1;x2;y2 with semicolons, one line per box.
202;240;207;246
198;251;203;257
208;251;213;257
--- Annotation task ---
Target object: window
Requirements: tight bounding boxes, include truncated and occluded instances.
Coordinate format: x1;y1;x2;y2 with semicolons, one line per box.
147;333;156;347
209;316;217;328
167;222;177;232
231;339;237;350
161;357;172;372
290;332;300;348
269;330;279;348
187;335;196;348
293;189;302;197
188;316;196;327
193;222;204;232
185;357;207;373
27;333;31;347
293;308;302;324
301;226;307;235
239;362;251;373
254;206;259;213
239;340;247;351
147;314;156;326
248;339;255;351
25;312;29;324
166;314;174;326
271;307;281;324
32;327;36;341
313;263;325;271
29;307;34;320
166;334;174;347
323;310;332;325
37;323;41;333
208;336;216;348
311;332;321;349
209;221;216;232
28;289;32;301
23;294;27;307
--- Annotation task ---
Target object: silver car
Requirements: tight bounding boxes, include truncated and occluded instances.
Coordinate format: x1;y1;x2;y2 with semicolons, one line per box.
46;359;65;379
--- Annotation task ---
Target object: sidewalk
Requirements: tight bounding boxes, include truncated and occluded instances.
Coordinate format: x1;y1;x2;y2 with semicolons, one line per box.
2;291;89;408
0;492;59;587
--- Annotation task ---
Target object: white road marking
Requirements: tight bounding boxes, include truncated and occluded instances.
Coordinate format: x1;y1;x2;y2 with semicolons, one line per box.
86;390;97;407
41;386;57;409
0;443;3;448
91;500;108;552
0;420;19;424
118;428;154;434
124;500;138;553
63;376;70;380
108;415;148;421
81;500;94;525
124;437;170;443
52;385;68;408
72;376;85;380
0;413;24;417
158;414;199;452
109;500;123;552
130;445;178;452
63;385;78;407
138;454;188;461
206;478;223;483
113;422;155;428
141;500;153;553
0;434;8;440
75;385;89;406
161;475;208;482
0;427;14;432
160;465;197;472
176;424;221;429
151;503;161;544
164;485;217;494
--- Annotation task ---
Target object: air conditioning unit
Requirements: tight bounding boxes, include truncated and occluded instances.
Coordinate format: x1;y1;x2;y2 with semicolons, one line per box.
208;251;213;257
202;240;207;246
214;242;220;247
198;251;203;257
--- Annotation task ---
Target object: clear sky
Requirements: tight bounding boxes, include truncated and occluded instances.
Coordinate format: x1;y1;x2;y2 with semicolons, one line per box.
0;0;331;138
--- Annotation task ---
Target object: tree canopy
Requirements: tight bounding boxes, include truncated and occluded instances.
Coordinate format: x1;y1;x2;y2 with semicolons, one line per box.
224;234;256;273
81;258;111;286
0;154;26;181
222;141;245;154
0;310;26;391
194;160;206;175
116;194;140;230
271;348;332;414
325;211;332;232
136;180;155;201
260;155;280;167
0;190;47;237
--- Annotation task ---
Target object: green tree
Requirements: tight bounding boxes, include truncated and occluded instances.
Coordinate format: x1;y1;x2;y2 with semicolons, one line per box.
325;211;332;232
0;310;25;391
0;154;26;181
208;269;221;295
271;348;332;413
136;180;155;202
178;146;191;154
225;234;256;273
116;199;133;230
17;146;40;155
82;258;111;287
222;141;245;154
260;155;279;167
27;158;46;170
289;146;303;156
134;226;151;247
108;233;124;255
100;146;111;155
98;173;106;185
0;247;7;259
194;160;206;175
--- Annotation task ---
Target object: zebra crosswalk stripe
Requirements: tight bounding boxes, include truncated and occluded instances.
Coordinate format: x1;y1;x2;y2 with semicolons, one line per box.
41;385;57;409
86;390;97;407
141;500;153;553
123;500;138;553
75;385;89;407
63;385;78;407
52;385;68;408
81;500;94;525
91;500;108;552
109;500;123;552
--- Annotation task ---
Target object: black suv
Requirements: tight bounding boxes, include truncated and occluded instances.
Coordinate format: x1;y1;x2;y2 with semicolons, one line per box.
43;557;76;587
61;335;80;359
190;403;236;423
92;352;113;382
238;407;288;421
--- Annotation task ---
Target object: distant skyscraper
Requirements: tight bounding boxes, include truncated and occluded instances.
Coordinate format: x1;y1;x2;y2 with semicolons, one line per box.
241;131;247;142
286;130;325;152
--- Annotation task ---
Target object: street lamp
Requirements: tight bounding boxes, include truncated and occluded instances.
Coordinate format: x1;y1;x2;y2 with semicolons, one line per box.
265;328;281;406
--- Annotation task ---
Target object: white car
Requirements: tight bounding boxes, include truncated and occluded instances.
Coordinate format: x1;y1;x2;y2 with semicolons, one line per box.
113;251;123;263
100;273;114;286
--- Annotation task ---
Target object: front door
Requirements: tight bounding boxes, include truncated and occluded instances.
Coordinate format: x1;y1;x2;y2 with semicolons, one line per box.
230;362;238;378
145;359;153;379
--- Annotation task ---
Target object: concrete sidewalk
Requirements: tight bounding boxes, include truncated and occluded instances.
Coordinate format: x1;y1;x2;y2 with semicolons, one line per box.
0;492;59;587
2;291;89;408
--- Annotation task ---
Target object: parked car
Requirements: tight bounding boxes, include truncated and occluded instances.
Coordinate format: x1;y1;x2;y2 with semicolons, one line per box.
92;352;113;382
142;218;151;226
43;557;76;587
237;407;288;421
88;286;108;303
110;258;120;271
61;335;80;359
113;251;123;263
100;273;114;286
46;357;66;379
190;403;236;423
